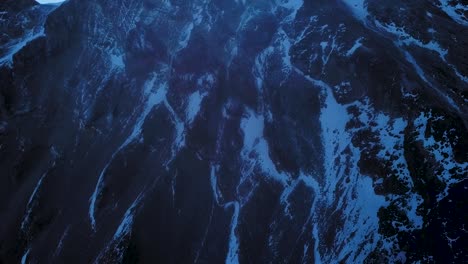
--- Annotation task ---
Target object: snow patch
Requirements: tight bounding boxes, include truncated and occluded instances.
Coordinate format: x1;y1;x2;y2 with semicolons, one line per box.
341;0;369;21
225;201;240;264
186;91;207;125
240;109;289;186
0;30;45;66
110;53;125;69
346;37;363;57
319;87;388;262
21;172;47;231
438;0;468;26
21;248;30;264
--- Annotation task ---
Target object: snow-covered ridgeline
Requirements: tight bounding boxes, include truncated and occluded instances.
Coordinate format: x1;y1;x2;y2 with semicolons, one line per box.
53;226;70;258
94;193;144;263
87;2;220;229
21;248;30;264
21;172;48;231
318;86;388;263
374;21;468;84
368;24;464;114
225;201;240;264
0;29;45;66
239;109;290;186
437;0;468;26
89;76;168;230
284;72;424;261
338;0;467;111
233;1;389;261
0;3;59;66
346;37;364;57
340;0;369;21
186;91;207;125
162;96;186;168
210;3;313;260
209;165;241;264
350;102;424;231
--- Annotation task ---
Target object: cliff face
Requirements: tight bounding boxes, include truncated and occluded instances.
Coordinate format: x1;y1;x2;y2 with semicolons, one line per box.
0;0;467;263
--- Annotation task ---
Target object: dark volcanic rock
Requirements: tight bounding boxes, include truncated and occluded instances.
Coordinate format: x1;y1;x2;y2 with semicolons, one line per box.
0;0;467;263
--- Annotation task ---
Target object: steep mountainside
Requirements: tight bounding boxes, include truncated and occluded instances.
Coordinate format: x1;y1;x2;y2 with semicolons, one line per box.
0;0;467;263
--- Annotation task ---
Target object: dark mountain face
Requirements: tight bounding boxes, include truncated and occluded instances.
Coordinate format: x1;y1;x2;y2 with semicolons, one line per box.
1;0;467;263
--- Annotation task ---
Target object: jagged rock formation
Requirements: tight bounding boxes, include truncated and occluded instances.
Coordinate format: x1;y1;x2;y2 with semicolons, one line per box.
0;0;467;263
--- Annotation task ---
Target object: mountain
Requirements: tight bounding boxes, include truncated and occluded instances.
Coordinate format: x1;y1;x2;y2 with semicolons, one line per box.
0;0;467;263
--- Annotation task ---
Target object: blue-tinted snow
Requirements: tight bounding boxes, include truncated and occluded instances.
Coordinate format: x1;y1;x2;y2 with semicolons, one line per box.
414;112;468;202
89;77;168;230
240;109;289;186
320;87;388;263
346;37;364;57
225;201;240;264
438;0;468;26
21;248;30;264
341;0;369;21
36;0;65;4
21;172;47;231
186;91;207;125
0;30;45;66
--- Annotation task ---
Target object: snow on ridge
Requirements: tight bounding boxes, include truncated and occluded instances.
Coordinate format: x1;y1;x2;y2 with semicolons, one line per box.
0;29;45;66
373;20;466;112
21;172;47;231
94;193;144;264
21;248;30;264
110;52;125;69
319;87;388;263
163;96;186;168
225;201;240;264
341;0;369;21
210;165;223;205
240;109;290;186
186;91;207;125
36;0;65;4
346;37;364;57
113;194;144;240
351;102;424;232
0;0;59;66
414;112;468;202
275;0;304;22
89;77;168;230
375;21;448;61
438;0;468;26
209;164;241;264
185;73;214;127
53;226;70;257
177;22;194;52
376;19;468;85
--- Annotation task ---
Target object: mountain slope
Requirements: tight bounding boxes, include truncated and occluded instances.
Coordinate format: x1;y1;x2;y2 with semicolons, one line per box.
0;0;467;263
